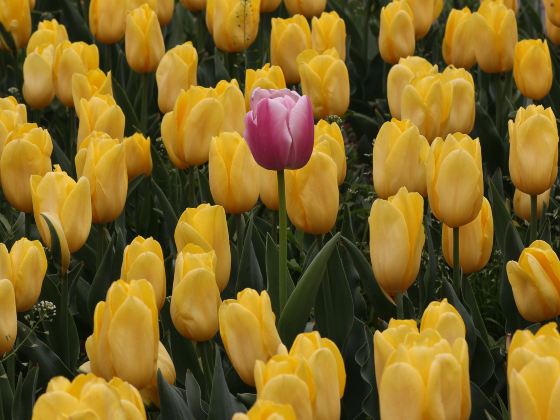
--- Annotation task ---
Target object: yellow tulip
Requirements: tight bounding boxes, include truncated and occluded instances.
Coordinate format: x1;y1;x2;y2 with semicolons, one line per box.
506;240;560;322
26;19;68;54
156;41;198;113
427;133;483;227
179;0;206;11
0;278;16;356
369;187;425;296
297;48;350;119
0;0;31;49
0;96;27;145
261;0;280;12
175;204;231;291
30;167;92;270
121;236;166;310
471;0;517;73
513;189;550;222
283;0;325;17
546;15;560;45
271;15;311;84
77;95;125;146
214;79;245;135
400;74;443;141
440;66;476;136
378;0;415;65
123;133;152;180
244;64;286;111
72;69;113;115
314;120;346;185
420;298;466;345
86;279;159;390
89;0;127;44
209;132;260;214
53;41;100;107
407;0;443;39
544;0;560;26
140;342;176;406
513;39;553;100
75;132;128;224
157;0;174;26
0;123;52;213
311;11;346;61
508;105;558;196
170;244;221;341
23;45;56;109
206;0;261;52
442;8;476;69
481;0;517;12
260;168;279;211
125;4;165;73
219;289;284;385
442;197;494;274
373;118;430;198
286;150;339;234
233;400;296;420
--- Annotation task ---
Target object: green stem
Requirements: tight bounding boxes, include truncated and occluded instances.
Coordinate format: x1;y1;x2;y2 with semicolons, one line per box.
60;269;70;368
6;354;15;390
453;227;462;294
395;293;404;319
237;213;246;252
199;341;214;400
141;73;148;135
530;194;538;243
277;170;287;312
495;74;504;137
24;212;32;238
96;225;106;269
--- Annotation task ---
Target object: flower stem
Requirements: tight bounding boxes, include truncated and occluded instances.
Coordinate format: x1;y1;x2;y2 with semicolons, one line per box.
453;227;462;294
395;293;404;319
530;194;538;243
277;170;287;313
60;268;70;368
141;73;148;135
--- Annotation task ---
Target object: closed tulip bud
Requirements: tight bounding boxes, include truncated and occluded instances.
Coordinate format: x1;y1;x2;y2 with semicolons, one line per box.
514;189;550;222
427;133;483;227
283;0;325;17
89;0;127;44
124;133;152;180
373;118;430;198
171;244;221;341
442;197;494;274
261;0;280;12
0;0;31;49
378;0;415;64
506;240;560;322
513;39;553;100
314;120;346;185
312;11;346;61
75;132;128;224
77;95;125;146
157;0;174;26
209;132;260;214
271;16;311;84
297;48;350;119
443;8;476;69
136;342;176;406
233;400;296;420
509;105;558;196
1;123;52;213
482;0;517;12
0;278;16;356
53;41;100;107
72;69;113;115
23;45;56;109
0;96;27;145
369;187;425;296
214;79;246;135
546;15;560;45
175;204;231;291
440;67;476;136
472;0;517;73
125;4;165;73
26;19;68;54
121;237;166;310
545;0;560;26
244;64;286;111
407;0;442;39
387;56;438;118
220;289;284;385
260;168;279;210
206;0;260;52
180;0;206;11
420;298;466;344
156;42;198;113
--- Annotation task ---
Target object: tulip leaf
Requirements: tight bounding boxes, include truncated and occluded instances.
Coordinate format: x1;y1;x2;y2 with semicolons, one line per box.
471;381;501;419
41;214;63;272
0;363;12;420
470;332;495;387
265;234;295;317
184;372;207;420
11;367;38;420
487;172;512;253
235;217;264;293
441;279;477;350
112;78;141;132
475;103;505;173
58;0;93;43
87;232;117;319
462;279;490;344
157;370;195;420
152;178;179;228
207;348;245;420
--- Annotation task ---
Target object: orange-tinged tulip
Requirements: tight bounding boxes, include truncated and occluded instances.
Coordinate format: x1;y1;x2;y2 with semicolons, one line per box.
89;0;127;44
513;39;553;100
443;8;477;69
546;15;560;45
26;19;68;54
76;95;125;146
72;68;113;115
157;0;174;26
244;64;286;111
513;189;550;222
544;0;560;26
271;15;311;84
311;11;346;61
123;133;152;180
23;45;56;109
378;0;415;64
314;120;346;185
125;4;165;73
283;0;325;18
0;279;16;356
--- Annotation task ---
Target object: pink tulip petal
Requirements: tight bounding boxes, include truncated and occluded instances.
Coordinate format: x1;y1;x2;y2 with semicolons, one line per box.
286;96;314;169
250;88;301;111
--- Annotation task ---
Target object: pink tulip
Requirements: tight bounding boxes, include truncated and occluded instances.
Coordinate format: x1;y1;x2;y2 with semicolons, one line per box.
244;88;314;170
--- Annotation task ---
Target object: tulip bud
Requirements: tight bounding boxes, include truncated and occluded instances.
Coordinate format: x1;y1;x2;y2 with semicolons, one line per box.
175;204;231;291
75;132;128;224
261;0;280;12
420;298;466;344
179;0;206;11
1;123;52;213
481;0;517;12
77;95;125;146
23;45;55;109
407;0;443;39
508;105;558;196
209;132;260;214
297;48;350;119
124;133;152;180
513;39;553;100
311;11;346;61
283;0;325;18
544;0;560;26
442;8;476;69
0;278;16;356
89;0;127;44
26;19;68;54
373;118;430;198
206;0;260;52
369;187;425;296
314;119;346;185
440;66;476;136
513;189;550;222
244;64;286;111
260;168;279;210
214;79;245;135
156;42;198;113
220;289;284;385
72;69;113;115
546;15;560;45
400;74;443;141
0;96;27;145
271;16;311;84
427;133;483;227
233;401;296;420
378;0;415;64
125;4;165;73
137;342;176;406
0;0;31;49
157;0;174;26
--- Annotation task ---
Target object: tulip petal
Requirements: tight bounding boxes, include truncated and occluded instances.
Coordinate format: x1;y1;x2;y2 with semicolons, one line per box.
379;362;424;420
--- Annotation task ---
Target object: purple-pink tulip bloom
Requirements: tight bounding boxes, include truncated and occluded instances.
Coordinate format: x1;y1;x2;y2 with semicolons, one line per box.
244;88;314;171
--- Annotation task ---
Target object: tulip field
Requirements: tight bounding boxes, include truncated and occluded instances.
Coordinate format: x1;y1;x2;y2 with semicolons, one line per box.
1;0;560;418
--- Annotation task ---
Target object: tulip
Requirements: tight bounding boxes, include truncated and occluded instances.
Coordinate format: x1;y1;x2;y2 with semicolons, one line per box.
314;119;346;185
23;45;56;109
513;39;553;100
427;133;483;227
219;289;284;385
283;0;325;17
369;187;425;296
297;48;350;119
271;16;311;84
125;4;165;73
440;66;476;136
86;279;159;389
89;0;127;44
260;168;279;210
245;88;314;171
400;74;443;141
407;0;443;39
508;105;558;196
140;342;176;406
514;189;550;222
121;236;166;310
471;0;517;73
75;132;128;224
30;167;92;270
387;56;438;119
214;79;246;135
378;0;415;64
175;204;231;291
311;11;346;61
209;132;260;214
546;15;560;45
1;123;52;213
0;0;31;49
26;19;68;54
232;401;296;420
442;197;494;274
76;95;125;146
156;42;198;113
0;96;27;145
157;0;174;26
179;0;206;11
0;278;16;356
261;0;280;12
442;8;476;69
53;41;100;107
244;64;286;111
71;69;113;115
170;244;221;341
206;0;261;52
482;0;517;12
506;240;560;322
544;0;560;26
124;133;152;180
373;118;430;198
420;298;466;345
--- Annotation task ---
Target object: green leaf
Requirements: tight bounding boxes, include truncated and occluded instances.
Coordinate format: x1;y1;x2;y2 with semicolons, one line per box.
0;363;12;420
470;332;495;386
157;370;195;420
184;372;207;420
11;367;38;420
471;381;501;419
236;217;264;292
152;178;179;228
265;234;295;317
41;215;63;271
487;173;512;253
207;348;244;420
59;0;93;43
462;278;490;344
87;232;117;318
